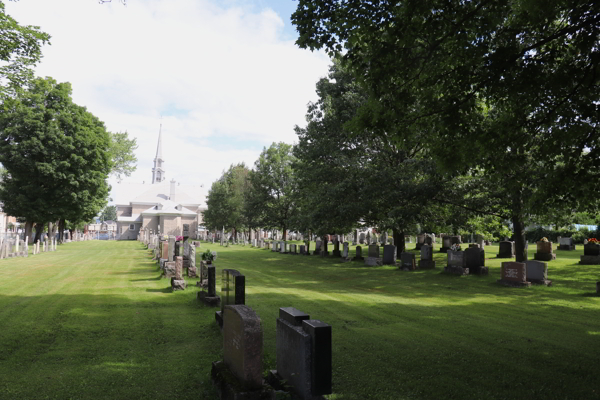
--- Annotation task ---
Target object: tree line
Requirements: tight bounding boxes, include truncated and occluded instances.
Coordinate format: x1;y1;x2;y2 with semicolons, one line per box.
205;0;600;262
0;2;137;243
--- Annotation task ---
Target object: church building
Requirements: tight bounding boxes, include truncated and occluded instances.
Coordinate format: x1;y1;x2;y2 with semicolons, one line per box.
115;127;207;240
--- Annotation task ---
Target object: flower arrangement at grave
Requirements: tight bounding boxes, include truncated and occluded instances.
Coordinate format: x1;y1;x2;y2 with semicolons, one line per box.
201;249;217;263
450;243;462;252
587;238;599;244
176;236;183;242
539;237;549;242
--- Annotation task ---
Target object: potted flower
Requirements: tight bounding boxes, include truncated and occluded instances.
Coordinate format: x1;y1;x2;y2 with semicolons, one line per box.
537;237;553;253
450;243;462;252
201;249;217;264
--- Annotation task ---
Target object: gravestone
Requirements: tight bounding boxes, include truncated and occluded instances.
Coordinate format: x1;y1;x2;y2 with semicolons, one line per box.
400;252;416;271
332;239;341;257
198;265;220;306
440;236;452;253
496;241;515;258
365;244;382;266
450;236;461;245
290;244;297;254
341;242;352;262
418;244;435;269
359;232;365;244
216;269;246;328
171;256;186;290
280;241;287;254
383;245;397;265
534;241;556;261
525;260;552;286
465;247;487;275
353;246;364;261
497;262;531;287
188;246;198;277
423;236;433;246
444;250;468;275
163;261;177;279
313;240;322;255
305;241;311;256
415;235;425;250
321;240;329;257
268;307;332;400
580;243;600;265
212;305;268;397
299;245;306;255
168;236;176;261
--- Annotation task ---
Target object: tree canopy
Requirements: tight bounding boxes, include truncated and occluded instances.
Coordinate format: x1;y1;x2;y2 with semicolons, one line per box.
0;77;112;240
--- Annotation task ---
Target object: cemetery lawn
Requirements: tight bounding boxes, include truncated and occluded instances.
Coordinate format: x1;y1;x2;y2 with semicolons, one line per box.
0;241;599;400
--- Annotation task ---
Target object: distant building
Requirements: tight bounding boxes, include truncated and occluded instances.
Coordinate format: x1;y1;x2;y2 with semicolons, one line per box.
115;126;207;240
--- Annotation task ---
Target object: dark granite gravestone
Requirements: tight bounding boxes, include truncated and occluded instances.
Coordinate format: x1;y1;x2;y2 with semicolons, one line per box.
580;243;600;264
215;269;246;328
212;305;267;397
418;244;435;269
353;246;364;261
365;244;381;266
268;307;332;400
383;245;397;265
171;256;186;291
321;240;329;257
534;241;556;261
198;266;220;306
465;247;487;275
525;260;552;286
332;239;341;257
174;241;181;257
450;236;461;245
497;262;531;287
496;241;515;258
299;245;306;255
440;236;452;253
444;250;468;275
424;236;433;246
400;252;416;270
182;223;190;238
313;240;322;255
558;237;576;251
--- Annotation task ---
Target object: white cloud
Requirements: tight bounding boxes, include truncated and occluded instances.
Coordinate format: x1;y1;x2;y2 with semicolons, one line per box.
6;0;329;203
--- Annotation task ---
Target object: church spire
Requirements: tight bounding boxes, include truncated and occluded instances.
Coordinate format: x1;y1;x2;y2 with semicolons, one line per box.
151;124;165;184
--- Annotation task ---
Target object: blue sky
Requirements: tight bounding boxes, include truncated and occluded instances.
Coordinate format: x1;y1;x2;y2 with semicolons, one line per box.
6;0;330;204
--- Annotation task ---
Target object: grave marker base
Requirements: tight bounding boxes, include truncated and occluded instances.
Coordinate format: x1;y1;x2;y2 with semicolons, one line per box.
365;257;382;266
332;250;341;257
579;255;600;265
198;291;221;307
558;244;576;251
418;260;436;269
171;279;186;291
439;247;451;253
211;361;274;400
266;371;327;400
496;253;514;258
215;311;223;328
352;256;364;261
496;279;532;287
188;266;198;278
530;278;552;286
341;257;352;263
534;252;556;261
443;266;469;275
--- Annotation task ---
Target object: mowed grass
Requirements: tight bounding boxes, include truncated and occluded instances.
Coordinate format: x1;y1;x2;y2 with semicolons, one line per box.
0;240;599;400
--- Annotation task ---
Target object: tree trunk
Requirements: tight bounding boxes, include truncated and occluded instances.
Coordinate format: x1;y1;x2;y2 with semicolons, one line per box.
512;215;527;262
33;222;44;243
24;221;34;244
393;228;405;258
283;227;287;241
58;218;65;243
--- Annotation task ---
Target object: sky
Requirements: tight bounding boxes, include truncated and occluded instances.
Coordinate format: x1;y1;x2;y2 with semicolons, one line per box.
5;0;330;204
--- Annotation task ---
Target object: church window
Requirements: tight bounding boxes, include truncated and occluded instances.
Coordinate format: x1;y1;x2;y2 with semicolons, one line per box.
129;224;135;230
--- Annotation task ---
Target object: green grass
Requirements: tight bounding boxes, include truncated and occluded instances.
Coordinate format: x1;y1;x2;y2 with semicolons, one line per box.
0;240;599;400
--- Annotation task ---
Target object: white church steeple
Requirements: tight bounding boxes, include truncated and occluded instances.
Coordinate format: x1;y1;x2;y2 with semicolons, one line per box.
151;125;165;184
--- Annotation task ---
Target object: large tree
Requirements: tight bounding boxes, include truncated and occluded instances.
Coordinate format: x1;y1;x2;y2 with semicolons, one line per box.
0;77;112;242
109;131;138;181
0;1;50;96
249;143;298;240
293;0;600;261
202;163;250;239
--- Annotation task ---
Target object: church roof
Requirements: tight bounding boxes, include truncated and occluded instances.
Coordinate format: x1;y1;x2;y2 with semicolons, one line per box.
141;200;197;216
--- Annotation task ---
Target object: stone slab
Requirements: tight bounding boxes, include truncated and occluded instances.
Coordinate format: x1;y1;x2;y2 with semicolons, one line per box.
365;257;382;266
534;252;556;261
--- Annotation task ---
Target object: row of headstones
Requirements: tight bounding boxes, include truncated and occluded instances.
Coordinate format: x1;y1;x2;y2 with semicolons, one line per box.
496;238;583;262
144;233;204;291
199;267;331;400
0;236;57;259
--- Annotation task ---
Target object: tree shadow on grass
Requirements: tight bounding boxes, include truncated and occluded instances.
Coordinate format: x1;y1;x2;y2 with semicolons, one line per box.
130;275;163;282
146;287;172;293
